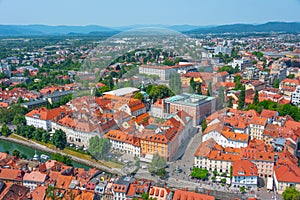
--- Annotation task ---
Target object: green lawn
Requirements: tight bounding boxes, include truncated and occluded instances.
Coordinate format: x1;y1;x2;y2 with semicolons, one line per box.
9;134;29;142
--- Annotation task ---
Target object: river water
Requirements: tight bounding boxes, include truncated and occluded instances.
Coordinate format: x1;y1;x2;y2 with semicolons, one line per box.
0;139;90;170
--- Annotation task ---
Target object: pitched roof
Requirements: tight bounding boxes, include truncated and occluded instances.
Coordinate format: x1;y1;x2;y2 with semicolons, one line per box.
274;164;300;183
250;116;267;126
31;185;47;200
0;169;23;181
172;189;215;200
105;130;140;147
232;160;258;177
25;107;66;121
260;109;278;119
0;184;30;200
23;171;47;183
221;131;248;142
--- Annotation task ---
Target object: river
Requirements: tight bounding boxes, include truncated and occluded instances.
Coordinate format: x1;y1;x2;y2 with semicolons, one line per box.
0;139;90;170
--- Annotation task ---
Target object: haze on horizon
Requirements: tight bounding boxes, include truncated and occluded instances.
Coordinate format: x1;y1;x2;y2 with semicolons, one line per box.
0;0;299;26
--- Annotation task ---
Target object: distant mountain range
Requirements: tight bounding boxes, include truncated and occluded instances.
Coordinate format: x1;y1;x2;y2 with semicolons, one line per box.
0;22;299;36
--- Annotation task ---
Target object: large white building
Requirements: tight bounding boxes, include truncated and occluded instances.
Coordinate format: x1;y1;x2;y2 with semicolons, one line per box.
104;130;141;157
291;85;300;106
231;160;258;189
139;65;174;80
202;123;248;148
54;115;117;148
194;138;240;175
25;107;66;131
249;117;267;140
23;171;47;190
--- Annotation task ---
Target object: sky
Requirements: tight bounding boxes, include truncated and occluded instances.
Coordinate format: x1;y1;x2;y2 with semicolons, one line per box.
0;0;300;26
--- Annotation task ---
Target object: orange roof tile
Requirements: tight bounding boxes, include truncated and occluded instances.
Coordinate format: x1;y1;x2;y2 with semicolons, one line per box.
23;171;47;183
274;164;300;183
173;189;215;200
31;185;47;200
26;107;66;121
105;130;140;147
250;116;267;126
232;160;258;177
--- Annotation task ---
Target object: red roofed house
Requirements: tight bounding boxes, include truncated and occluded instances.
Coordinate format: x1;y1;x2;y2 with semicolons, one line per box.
260;109;278;124
231;160;258;189
249;117;267;140
274;163;300;194
279;78;300;96
0;168;24;185
149;186;172;200
25;107;66;131
202;122;248;148
104;130;141;157
23;171;48;190
172;189;215;200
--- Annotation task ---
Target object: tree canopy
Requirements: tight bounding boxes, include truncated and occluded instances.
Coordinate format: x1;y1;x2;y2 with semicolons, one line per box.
149;85;174;102
148;153;167;178
283;186;300;200
190;167;208;180
246;100;300;121
169;72;182;95
133;92;145;102
52;129;67;150
88;136;111;160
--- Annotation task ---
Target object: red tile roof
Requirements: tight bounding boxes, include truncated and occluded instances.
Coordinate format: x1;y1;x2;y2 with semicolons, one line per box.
260;109;278;119
23;171;47;183
105;130;140;147
0;169;23;182
274;164;300;183
173;189;215;200
26;107;66;121
232;160;258;177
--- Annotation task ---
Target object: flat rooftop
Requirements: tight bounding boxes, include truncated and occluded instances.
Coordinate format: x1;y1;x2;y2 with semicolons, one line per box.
103;87;139;97
164;93;215;107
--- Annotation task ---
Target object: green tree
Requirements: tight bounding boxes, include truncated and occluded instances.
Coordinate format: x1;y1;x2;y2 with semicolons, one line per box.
190;167;208;180
240;186;246;193
253;90;259;105
287;74;295;79
1;123;11;137
238;86;245;110
228;98;233;108
207;82;212;96
141;193;150;200
189;78;196;93
46;185;56;200
12;149;20;158
33;128;44;141
12;115;26;126
157;168;167;179
201;118;207;132
20;154;27;159
88;136;111;160
149;85;174;102
51;153;72;166
217;86;225;109
234;75;243;90
283;186;300;200
169;72;182;95
273;78;280;88
95;86;110;97
42;131;51;143
133;92;145;102
197;84;202;95
148;153;166;175
52;129;67;150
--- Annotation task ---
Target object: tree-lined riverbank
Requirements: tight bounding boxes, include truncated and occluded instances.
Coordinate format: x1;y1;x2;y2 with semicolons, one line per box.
0;135;123;175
